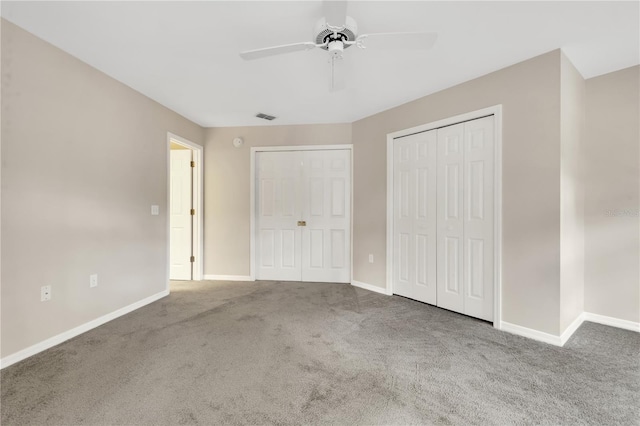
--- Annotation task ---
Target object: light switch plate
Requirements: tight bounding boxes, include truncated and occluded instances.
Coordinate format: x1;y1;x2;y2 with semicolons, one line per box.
151;205;160;215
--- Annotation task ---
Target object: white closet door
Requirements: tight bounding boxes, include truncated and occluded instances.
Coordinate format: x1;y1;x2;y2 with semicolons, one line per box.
256;151;302;281
393;131;437;304
436;123;465;313
463;117;494;321
256;149;351;283
170;149;192;280
301;150;351;283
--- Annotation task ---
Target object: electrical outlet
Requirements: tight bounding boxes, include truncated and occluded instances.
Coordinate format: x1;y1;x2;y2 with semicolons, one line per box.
368;254;374;263
151;205;160;215
41;285;51;302
90;274;98;288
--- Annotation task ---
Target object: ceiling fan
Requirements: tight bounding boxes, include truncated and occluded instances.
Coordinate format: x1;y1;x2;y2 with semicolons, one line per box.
239;0;438;91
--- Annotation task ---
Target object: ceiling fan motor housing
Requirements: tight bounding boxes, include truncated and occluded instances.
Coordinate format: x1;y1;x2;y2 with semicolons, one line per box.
315;16;358;50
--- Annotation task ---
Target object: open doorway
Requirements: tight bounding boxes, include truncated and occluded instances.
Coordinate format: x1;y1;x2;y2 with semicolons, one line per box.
167;133;203;281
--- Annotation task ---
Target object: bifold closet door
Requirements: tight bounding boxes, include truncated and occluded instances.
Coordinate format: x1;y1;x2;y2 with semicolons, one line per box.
256;150;351;283
392;131;437;304
461;117;494;321
436;116;494;321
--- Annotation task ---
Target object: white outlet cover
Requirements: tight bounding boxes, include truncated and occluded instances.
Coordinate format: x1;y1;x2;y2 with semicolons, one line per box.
41;285;51;301
368;254;374;263
90;274;98;288
151;205;160;215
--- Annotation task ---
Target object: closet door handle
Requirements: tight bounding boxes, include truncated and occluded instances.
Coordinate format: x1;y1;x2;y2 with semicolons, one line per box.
297;221;307;227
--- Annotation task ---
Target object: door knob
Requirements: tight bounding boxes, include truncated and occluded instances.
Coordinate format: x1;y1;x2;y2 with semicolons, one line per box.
297;221;307;226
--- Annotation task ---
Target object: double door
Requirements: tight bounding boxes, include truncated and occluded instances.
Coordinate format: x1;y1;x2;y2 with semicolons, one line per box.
393;116;494;321
256;149;351;283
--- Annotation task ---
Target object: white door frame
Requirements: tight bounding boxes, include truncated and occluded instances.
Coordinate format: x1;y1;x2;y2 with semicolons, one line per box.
386;105;503;328
250;144;354;281
167;132;204;284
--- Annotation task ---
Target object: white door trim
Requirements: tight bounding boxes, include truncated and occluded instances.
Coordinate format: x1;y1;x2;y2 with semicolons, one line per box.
250;144;354;281
386;105;503;329
167;132;204;283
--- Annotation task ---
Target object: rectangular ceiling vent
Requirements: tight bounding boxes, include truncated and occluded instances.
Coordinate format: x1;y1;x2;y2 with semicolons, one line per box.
256;113;276;121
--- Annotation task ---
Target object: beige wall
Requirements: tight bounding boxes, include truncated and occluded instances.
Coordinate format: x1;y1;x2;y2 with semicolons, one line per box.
559;53;586;332
203;124;351;276
1;20;204;358
352;50;563;334
584;66;640;323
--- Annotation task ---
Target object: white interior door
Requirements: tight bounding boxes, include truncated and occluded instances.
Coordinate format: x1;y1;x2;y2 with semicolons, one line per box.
256;149;351;283
170;149;192;280
462;117;494;321
436;122;466;313
301;150;351;283
256;151;302;281
393;131;437;304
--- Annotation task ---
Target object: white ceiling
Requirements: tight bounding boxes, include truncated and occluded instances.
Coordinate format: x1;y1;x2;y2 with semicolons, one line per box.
2;1;638;127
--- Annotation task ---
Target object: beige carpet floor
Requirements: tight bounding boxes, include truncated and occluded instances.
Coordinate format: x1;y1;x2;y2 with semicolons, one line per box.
1;280;639;425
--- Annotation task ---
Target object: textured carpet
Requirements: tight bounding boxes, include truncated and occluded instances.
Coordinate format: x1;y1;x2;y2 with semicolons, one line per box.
1;280;639;425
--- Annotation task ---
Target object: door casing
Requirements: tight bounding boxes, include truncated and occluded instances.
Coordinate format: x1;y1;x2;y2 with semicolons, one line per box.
386;105;503;329
250;145;354;282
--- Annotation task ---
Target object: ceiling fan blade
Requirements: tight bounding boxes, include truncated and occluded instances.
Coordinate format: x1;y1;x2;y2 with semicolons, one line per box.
323;0;347;27
356;32;438;50
240;42;318;60
329;56;346;92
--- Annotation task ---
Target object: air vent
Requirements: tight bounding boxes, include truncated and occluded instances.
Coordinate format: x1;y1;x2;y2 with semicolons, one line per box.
256;113;276;121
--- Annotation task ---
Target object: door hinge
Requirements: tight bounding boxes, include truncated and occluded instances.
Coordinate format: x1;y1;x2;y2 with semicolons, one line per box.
190;256;195;263
190;161;195;168
190;209;195;216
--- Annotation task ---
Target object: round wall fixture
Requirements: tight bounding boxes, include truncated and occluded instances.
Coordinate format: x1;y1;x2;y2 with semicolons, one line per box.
232;137;244;148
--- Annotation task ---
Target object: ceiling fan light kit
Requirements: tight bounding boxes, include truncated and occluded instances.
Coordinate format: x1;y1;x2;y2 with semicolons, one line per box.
239;0;438;91
315;16;357;55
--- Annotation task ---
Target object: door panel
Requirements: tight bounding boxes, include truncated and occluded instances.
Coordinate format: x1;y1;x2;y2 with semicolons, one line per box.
260;229;275;267
330;229;346;269
463;117;494;321
393;131;437;304
170;149;192;280
444;236;460;293
436;123;465;313
301;150;351;283
331;179;346;216
256;151;302;281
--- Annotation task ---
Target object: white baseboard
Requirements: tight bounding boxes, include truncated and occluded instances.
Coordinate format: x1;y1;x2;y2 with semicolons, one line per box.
0;289;169;370
351;280;392;296
560;313;585;346
502;311;639;347
500;321;563;346
584;312;640;332
203;275;252;281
